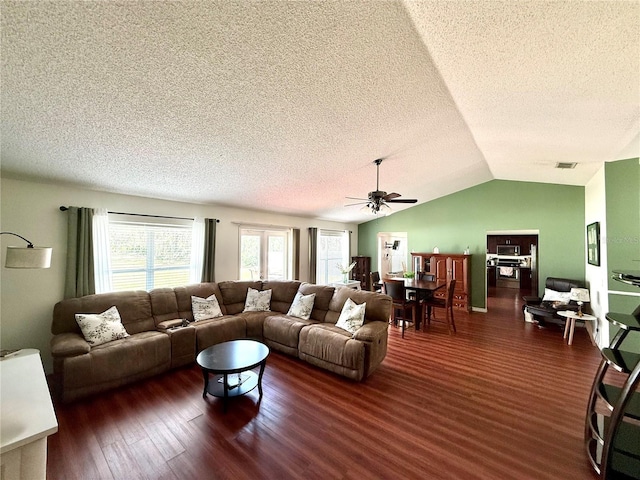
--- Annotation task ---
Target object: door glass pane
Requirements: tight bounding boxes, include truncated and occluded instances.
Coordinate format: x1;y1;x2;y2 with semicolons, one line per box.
267;234;286;280
317;230;348;284
240;234;261;280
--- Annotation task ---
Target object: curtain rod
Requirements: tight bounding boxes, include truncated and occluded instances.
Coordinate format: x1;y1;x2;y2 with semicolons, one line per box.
59;206;219;223
232;221;295;229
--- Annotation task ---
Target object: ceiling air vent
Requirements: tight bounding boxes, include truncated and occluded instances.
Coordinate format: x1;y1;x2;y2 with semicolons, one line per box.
555;162;577;169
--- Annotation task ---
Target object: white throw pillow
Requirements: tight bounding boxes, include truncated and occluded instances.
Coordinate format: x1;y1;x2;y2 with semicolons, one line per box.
243;287;272;312
335;298;366;334
542;288;571;304
286;292;316;320
192;294;223;321
75;306;129;347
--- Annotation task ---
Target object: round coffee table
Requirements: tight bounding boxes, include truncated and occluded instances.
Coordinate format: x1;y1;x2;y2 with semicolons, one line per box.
196;339;269;412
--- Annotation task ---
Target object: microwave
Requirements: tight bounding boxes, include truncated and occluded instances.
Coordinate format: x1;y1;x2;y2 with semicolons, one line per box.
497;245;520;256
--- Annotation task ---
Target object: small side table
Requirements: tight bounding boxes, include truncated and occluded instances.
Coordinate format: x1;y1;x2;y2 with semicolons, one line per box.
557;311;597;346
329;280;361;290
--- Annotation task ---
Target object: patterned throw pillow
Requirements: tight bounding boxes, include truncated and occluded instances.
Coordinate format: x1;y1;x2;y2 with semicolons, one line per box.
542;288;571;304
286;292;316;320
75;306;129;347
243;287;272;312
192;294;223;321
335;298;366;334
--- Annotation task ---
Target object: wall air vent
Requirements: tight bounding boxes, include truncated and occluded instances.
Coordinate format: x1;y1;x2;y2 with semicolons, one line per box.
555;162;577;169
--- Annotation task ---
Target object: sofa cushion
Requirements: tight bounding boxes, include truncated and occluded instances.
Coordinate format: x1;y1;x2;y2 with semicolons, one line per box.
326;288;392;325
298;324;365;371
261;281;301;313
263;314;317;349
192;294;223;321
62;331;171;390
287;292;316;320
173;284;226;320
335;298;366;334
53;290;154;336
298;283;334;321
192;316;247;352
218;281;262;315
75;306;130;346
243;287;272;312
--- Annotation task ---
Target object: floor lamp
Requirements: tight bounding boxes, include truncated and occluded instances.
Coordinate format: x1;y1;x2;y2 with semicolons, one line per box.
1;232;52;268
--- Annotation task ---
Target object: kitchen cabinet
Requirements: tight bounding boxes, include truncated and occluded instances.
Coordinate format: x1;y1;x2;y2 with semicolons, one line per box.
411;253;471;312
487;266;497;287
487;234;538;255
519;267;532;293
350;256;371;291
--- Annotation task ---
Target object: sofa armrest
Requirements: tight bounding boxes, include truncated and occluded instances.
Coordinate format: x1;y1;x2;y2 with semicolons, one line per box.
156;318;184;331
51;332;90;357
353;321;388;342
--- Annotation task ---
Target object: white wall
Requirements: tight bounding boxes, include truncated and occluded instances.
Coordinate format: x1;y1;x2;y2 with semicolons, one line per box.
0;177;357;372
585;165;609;348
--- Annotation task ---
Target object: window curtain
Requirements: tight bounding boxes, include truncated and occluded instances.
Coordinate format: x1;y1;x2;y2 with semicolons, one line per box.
93;208;113;294
201;218;217;282
190;217;205;284
292;228;300;280
64;206;95;298
308;227;318;284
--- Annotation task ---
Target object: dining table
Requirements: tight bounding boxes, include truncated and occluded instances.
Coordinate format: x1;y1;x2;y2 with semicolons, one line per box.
382;277;446;330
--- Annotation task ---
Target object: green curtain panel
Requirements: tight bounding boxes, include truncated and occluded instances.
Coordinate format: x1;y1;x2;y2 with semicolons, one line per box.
292;228;300;280
201;218;217;282
64;206;95;298
308;227;318;284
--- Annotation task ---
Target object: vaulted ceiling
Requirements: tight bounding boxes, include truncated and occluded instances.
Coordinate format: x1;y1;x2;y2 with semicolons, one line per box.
2;1;638;223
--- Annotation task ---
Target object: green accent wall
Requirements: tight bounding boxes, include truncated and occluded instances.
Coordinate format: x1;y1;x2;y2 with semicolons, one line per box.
605;158;640;351
358;179;585;309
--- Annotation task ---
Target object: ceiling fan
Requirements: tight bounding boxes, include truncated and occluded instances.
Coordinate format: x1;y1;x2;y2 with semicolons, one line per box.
346;159;418;215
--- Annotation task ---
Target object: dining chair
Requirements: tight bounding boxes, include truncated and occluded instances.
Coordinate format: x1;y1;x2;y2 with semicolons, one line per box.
370;271;382;293
422;279;456;334
418;272;435;281
383;279;417;338
408;272;436;301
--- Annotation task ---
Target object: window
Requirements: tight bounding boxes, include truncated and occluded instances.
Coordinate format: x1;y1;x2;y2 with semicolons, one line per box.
108;215;196;291
316;229;349;285
239;227;291;281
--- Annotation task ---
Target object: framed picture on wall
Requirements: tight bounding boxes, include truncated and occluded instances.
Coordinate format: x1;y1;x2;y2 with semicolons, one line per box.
587;222;600;266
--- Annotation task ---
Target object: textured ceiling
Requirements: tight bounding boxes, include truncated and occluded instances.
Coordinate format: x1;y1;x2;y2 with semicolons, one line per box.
1;1;638;223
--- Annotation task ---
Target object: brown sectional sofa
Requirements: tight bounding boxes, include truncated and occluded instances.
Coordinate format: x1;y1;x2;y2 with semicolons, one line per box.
50;281;392;402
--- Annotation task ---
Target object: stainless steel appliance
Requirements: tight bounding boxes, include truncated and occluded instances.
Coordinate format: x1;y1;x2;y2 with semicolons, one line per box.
497;245;520;256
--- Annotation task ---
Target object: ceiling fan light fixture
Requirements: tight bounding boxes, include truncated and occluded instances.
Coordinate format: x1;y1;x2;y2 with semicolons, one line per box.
378;203;392;215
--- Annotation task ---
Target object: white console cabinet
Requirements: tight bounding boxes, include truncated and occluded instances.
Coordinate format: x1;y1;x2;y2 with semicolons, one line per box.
1;349;58;480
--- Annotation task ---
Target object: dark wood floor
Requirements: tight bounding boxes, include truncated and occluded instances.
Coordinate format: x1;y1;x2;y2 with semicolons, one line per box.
47;289;610;479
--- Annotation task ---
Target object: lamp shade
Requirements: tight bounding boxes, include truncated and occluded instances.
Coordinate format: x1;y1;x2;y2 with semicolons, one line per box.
5;246;52;268
569;287;590;303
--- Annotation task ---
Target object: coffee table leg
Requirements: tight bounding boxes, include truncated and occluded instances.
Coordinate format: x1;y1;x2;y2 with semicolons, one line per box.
201;369;209;398
223;373;228;413
257;361;266;398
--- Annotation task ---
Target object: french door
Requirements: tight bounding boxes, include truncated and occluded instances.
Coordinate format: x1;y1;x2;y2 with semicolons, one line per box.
239;228;290;281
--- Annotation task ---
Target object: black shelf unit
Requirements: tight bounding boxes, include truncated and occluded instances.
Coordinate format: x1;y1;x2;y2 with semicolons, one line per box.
584;274;640;479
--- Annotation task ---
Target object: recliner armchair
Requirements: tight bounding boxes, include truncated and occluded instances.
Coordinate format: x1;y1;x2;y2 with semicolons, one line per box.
523;277;585;325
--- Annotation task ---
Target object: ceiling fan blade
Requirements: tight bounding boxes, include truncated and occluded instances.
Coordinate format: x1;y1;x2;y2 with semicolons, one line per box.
385;198;418;204
345;201;370;207
383;192;401;201
345;196;368;201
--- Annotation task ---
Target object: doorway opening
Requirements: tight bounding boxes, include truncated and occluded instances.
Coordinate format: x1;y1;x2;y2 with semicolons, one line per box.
376;232;408;278
486;230;539;311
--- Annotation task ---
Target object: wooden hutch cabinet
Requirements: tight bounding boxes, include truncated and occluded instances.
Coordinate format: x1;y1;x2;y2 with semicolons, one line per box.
350;255;371;290
411;253;472;312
